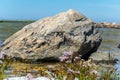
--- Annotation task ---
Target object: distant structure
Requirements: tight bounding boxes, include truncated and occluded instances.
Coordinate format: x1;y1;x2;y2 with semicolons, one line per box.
101;22;120;28
95;22;120;29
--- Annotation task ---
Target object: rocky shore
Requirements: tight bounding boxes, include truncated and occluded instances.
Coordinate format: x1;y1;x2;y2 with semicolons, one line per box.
95;22;120;29
0;9;120;64
0;9;120;80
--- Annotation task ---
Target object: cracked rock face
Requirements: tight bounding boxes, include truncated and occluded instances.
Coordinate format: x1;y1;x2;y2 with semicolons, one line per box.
0;9;102;62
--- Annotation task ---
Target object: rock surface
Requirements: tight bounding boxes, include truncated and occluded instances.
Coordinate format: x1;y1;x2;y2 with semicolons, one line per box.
90;50;120;64
0;9;102;62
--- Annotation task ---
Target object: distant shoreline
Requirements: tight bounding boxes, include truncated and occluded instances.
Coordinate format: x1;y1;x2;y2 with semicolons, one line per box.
0;20;35;23
95;22;120;29
0;20;120;29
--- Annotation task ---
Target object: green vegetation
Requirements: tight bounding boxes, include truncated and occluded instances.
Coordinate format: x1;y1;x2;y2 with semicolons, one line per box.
0;52;119;80
47;52;119;80
0;53;13;80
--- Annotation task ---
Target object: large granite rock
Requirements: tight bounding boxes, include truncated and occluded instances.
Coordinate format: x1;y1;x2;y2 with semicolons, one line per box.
0;9;102;62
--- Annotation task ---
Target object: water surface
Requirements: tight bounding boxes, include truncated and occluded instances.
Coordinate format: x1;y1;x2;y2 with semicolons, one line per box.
98;28;120;51
0;21;33;45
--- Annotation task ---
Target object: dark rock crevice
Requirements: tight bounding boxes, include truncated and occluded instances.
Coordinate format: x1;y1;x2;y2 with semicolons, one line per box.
118;44;120;49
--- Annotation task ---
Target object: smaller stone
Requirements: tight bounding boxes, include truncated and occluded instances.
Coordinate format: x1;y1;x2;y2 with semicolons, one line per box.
118;44;120;49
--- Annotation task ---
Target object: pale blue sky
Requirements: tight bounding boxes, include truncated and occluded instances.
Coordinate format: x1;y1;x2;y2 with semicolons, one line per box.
0;0;120;22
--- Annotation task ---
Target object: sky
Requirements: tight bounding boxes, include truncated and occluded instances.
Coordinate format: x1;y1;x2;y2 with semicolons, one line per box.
0;0;120;22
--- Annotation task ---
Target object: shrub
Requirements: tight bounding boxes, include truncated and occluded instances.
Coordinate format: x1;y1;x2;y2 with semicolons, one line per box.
0;52;13;80
47;51;119;80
